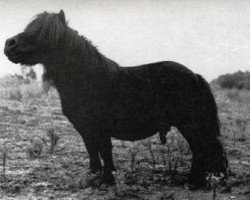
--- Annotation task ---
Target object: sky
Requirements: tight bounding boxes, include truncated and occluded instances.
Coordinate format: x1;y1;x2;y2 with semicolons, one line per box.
0;0;250;81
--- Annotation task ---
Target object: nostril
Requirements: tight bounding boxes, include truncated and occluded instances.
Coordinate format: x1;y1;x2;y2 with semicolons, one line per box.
9;39;16;47
6;38;17;49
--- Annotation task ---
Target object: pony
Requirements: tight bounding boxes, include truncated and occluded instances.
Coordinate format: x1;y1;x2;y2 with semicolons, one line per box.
4;10;228;188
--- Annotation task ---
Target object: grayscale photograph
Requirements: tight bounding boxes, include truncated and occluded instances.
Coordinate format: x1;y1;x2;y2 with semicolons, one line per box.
0;0;249;199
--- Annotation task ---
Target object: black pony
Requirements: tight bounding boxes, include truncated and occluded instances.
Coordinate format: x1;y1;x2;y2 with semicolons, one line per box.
4;10;228;188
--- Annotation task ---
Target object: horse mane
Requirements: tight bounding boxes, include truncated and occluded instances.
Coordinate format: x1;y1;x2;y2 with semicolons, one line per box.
25;11;120;78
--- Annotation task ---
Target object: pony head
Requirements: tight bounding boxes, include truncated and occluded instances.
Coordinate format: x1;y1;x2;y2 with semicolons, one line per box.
4;10;67;66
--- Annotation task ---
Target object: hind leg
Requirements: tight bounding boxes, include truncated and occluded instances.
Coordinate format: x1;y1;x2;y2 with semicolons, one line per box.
178;126;207;187
159;131;167;145
159;122;171;145
187;135;207;187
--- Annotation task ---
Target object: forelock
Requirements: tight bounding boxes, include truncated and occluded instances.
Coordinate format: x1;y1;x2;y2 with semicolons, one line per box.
24;11;67;45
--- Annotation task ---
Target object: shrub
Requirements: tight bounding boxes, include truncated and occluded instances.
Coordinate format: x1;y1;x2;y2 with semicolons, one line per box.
217;74;235;89
215;70;250;90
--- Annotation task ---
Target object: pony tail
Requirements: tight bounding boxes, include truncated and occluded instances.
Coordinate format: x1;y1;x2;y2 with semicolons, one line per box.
196;74;220;134
195;74;229;176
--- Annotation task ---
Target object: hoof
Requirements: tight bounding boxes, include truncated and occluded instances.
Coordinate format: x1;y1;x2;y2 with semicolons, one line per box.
185;183;200;191
187;174;208;190
99;171;115;187
99;183;112;190
185;182;210;191
88;167;102;175
85;169;115;189
85;171;102;188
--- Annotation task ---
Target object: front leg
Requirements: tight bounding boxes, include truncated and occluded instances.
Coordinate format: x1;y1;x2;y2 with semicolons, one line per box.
74;122;115;187
83;138;102;173
73;123;102;173
98;136;116;186
82;135;102;173
78;134;104;188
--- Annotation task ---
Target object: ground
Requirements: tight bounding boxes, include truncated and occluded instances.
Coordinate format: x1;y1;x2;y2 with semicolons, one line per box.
0;77;249;200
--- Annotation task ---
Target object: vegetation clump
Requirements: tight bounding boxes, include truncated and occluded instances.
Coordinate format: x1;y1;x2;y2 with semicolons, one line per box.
212;71;250;90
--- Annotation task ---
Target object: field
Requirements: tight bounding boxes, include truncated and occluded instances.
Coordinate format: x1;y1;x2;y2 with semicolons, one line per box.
0;76;249;200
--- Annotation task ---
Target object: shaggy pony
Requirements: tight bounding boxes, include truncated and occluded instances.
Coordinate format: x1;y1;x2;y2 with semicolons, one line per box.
4;10;228;188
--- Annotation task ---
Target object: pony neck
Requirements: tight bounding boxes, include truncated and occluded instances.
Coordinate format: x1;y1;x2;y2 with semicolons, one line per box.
43;31;120;83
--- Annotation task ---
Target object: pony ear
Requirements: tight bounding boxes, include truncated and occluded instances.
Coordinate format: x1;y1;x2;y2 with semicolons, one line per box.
58;10;66;25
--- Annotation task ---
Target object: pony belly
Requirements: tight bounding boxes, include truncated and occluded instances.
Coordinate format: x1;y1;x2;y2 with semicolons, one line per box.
111;129;158;141
110;118;159;141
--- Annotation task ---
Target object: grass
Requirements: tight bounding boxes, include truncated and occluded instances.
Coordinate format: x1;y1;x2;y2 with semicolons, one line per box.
27;128;60;158
0;76;249;199
47;128;60;154
27;137;44;158
206;173;225;200
1;144;7;178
